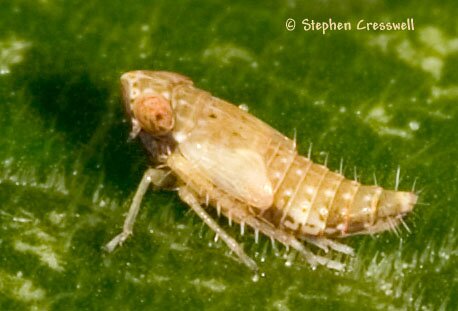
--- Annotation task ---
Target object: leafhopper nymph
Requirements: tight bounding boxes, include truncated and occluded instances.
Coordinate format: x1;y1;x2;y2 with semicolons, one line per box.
106;71;417;272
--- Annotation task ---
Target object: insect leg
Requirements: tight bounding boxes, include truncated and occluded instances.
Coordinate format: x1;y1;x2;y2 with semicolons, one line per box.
178;187;258;272
105;168;169;252
302;236;354;255
129;118;142;139
244;216;346;270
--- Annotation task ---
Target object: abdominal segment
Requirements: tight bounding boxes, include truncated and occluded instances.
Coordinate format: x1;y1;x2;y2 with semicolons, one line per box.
264;153;417;237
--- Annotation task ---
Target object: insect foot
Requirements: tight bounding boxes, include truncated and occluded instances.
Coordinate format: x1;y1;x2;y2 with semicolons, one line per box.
105;168;170;252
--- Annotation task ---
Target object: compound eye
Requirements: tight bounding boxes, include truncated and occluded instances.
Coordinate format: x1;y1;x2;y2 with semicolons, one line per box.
132;95;174;135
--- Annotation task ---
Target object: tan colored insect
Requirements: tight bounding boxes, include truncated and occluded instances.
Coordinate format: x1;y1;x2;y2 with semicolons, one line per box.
106;70;417;272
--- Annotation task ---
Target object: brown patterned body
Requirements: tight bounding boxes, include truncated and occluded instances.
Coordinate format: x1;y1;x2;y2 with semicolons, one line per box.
167;81;417;238
111;70;417;271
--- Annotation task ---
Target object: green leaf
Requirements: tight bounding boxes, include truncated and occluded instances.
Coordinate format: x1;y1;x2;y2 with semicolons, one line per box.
0;1;456;310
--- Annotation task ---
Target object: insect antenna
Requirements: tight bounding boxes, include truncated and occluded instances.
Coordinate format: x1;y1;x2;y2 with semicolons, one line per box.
395;166;401;191
354;166;358;182
373;172;378;186
292;128;297;149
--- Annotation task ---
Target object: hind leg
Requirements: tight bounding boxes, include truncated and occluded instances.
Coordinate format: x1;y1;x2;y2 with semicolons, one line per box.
105;168;170;252
178;187;258;272
242;216;347;271
302;236;354;255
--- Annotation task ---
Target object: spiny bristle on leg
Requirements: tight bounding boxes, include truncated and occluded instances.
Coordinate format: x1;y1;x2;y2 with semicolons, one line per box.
270;237;276;249
284;250;296;267
398;216;411;233
411;177;418;192
339;158;344;175
308;142;313;159
387;217;400;237
395;166;401;191
216;202;221;217
228;213;232;226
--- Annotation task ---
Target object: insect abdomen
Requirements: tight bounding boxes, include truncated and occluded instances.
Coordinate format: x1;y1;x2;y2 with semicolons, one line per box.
169;82;417;237
267;154;417;237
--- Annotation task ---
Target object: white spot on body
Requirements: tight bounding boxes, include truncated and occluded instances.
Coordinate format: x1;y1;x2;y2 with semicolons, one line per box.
178;99;189;106
283;188;292;197
287;202;311;226
306;186;315;195
301;201;310;209
143;88;153;94
162;91;171;100
336;223;345;231
324;189;334;198
197;119;208;126
238;104;249;111
319;207;329;216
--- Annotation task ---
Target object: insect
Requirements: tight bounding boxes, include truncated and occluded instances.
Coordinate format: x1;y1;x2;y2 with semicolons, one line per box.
105;70;417;272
